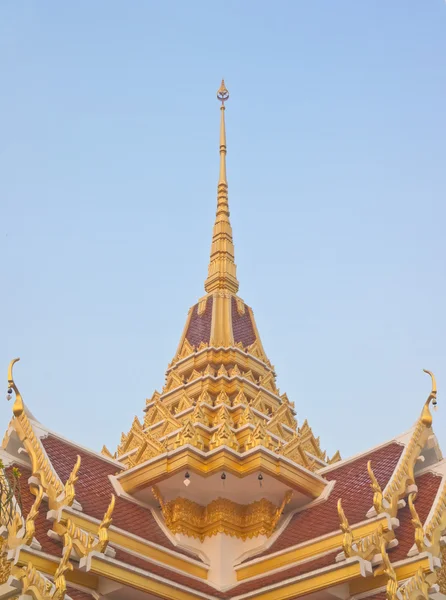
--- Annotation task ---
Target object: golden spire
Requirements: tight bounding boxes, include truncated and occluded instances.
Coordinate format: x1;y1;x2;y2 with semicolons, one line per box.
204;80;239;294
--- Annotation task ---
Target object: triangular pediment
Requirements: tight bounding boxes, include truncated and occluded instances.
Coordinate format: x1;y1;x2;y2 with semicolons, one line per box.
216;390;231;406
209;422;239;451
233;390;248;406
175;392;193;414
259;372;277;393
245;422;273;451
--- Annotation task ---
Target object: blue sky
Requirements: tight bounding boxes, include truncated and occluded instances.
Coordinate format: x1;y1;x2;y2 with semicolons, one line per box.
1;1;445;460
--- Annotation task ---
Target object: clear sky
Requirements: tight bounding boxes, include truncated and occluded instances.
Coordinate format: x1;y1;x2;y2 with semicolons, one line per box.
2;1;445;461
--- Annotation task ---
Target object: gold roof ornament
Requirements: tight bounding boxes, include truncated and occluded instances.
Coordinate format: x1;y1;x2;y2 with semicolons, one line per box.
204;80;239;295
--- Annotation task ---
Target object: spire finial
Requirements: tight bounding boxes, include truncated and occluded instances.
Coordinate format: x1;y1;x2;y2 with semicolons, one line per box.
204;81;239;294
217;79;229;105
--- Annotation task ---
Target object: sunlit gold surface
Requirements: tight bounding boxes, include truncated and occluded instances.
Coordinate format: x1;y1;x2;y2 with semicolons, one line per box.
152;486;292;541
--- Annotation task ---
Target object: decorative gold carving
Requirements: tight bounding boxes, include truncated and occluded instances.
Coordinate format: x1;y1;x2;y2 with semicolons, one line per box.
215;405;232;427
217;365;228;378
17;534;73;600
437;546;446;594
376;536;398;600
199;390;212;405
233;390;248;406
0;538;11;584
175;420;204;451
188;369;202;383
369;373;436;518
152;487;291;541
203;364;214;377
238;406;257;427
175;392;193;414
59;494;115;558
399;567;431;600
231;364;241;377
101;445;114;459
408;492;426;553
245;422;273;451
62;455;80;509
191;403;209;427
328;450;341;464
243;370;256;383
197;296;208;316
337;499;385;560
209;423;239;451
5;485;43;549
216;390;230;405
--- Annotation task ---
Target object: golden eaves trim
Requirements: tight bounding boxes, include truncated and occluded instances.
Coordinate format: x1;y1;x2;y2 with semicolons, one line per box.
235;513;392;581
115;444;328;497
165;345;274;376
233;556;370;600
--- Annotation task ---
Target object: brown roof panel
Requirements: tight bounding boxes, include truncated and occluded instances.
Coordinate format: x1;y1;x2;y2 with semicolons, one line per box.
185;297;213;348
231;298;256;347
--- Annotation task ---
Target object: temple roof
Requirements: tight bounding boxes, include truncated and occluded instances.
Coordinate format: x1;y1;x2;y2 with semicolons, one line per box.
2;85;446;600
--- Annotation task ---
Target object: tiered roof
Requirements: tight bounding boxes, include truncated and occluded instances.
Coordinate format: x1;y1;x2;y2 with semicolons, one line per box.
1;83;446;600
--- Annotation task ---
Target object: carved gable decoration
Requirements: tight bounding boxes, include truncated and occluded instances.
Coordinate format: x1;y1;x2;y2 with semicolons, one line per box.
298;419;323;456
230;364;241;377
215;405;232;427
191;403;209;427
251;392;271;415
238;406;257;427
245;422;273;451
188;369;202;383
217;364;228;377
216;390;231;406
145;390;161;408
204;364;215;377
175;392;193;414
175;419;204;451
259;372;277;394
199;390;213;406
209;423;239;451
144;400;181;433
128;431;167;467
247;340;265;361
282;434;310;468
269;403;297;431
177;338;195;360
243;369;256;383
233;390;248;406
165;371;184;392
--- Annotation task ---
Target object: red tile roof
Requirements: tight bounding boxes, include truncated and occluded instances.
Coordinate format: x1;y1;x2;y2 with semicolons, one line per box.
253;442;404;559
231;298;256;347
41;435;199;560
186;297;213;347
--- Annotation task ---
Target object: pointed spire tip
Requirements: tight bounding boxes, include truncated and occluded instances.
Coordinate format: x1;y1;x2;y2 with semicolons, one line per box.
217;80;229;105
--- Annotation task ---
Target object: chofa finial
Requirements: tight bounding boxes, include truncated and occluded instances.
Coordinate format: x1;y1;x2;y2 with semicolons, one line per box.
7;358;24;417
421;369;437;426
217;79;229;105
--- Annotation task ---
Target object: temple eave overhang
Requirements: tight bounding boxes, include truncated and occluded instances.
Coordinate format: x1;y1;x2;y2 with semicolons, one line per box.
115;444;328;497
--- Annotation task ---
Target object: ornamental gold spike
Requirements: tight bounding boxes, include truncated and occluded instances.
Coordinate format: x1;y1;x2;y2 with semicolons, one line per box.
421;369;437;426
204;80;239;295
7;358;24;417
